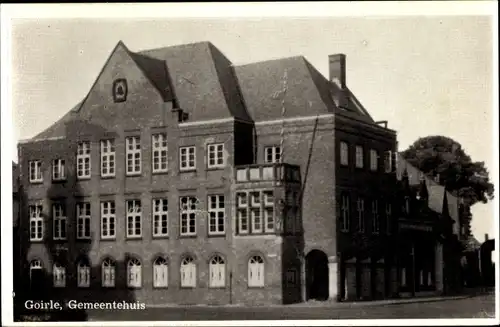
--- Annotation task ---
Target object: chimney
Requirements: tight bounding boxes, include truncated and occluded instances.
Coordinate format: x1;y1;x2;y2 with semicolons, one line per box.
485;233;489;241
329;54;346;89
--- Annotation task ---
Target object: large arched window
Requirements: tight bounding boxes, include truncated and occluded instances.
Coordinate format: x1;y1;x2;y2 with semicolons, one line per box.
127;258;142;288
53;263;66;288
180;256;196;288
209;255;226;288
77;258;91;288
153;257;168;288
101;258;115;288
248;255;264;287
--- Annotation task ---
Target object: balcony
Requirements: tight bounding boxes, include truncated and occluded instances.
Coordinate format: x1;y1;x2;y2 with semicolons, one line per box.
235;163;301;184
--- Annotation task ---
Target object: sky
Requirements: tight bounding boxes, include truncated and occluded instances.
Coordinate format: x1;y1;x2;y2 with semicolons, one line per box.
4;6;498;243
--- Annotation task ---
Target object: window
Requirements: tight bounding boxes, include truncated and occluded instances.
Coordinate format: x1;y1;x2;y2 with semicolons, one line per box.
29;161;43;183
372;200;380;233
355;145;364;168
126;200;142;238
208;195;225;235
207;143;225;168
370;149;378;171
100;139;116;177
403;196;410;215
180;197;198;236
179;146;196;171
126;136;141;175
386;203;392;234
101;259;115;288
209;255;225;288
250;192;262;233
237;193;249;234
76;202;91;239
77;259;91;288
52;159;66;181
53;203;67;240
152;134;168;173
384;151;392;173
127;258;142;288
340;142;349;166
357;198;365;232
29;205;43;241
153;257;169;288
263;191;275;233
77;141;91;179
264;146;281;164
101;201;116;239
180;256;196;288
248;255;264;287
53;263;66;288
340;194;350;232
153;199;168;237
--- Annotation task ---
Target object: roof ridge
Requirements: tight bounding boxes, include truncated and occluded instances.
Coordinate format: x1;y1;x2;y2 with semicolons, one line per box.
138;41;213;55
234;55;306;68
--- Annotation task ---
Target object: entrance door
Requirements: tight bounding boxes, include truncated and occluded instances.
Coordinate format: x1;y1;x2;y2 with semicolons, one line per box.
305;250;329;301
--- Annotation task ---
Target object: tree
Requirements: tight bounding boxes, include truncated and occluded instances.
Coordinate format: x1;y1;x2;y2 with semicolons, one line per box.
401;136;494;236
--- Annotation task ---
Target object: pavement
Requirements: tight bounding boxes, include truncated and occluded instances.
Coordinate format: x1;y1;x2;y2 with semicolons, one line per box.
85;292;496;321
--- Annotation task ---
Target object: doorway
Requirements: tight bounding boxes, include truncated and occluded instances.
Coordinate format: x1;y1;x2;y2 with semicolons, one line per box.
305;250;329;301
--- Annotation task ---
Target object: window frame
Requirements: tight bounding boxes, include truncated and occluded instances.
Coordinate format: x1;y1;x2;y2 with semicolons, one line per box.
52;203;67;241
101;258;116;288
29;205;43;241
152;198;168;237
207;143;225;169
179;146;196;171
125;136;142;176
29;160;43;183
369;149;378;171
209;255;226;288
126;200;142;239
355;145;364;169
100;139;116;178
77;259;91;288
180;256;196;288
208;195;225;235
77;141;91;179
76;202;91;240
340;194;350;232
100;201;116;240
53;263;66;288
340;142;349;166
127;258;142;289
179;196;198;236
248;255;265;288
153;257;169;288
152;133;168;173
357;197;365;232
52;159;66;181
264;146;282;164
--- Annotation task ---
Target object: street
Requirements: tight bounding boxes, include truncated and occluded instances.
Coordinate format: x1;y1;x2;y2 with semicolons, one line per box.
86;294;496;321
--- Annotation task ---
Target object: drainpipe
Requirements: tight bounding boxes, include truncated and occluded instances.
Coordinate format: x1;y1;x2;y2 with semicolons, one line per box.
411;243;416;297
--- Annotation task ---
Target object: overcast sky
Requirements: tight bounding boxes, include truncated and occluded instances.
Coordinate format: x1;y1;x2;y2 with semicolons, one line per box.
6;8;497;242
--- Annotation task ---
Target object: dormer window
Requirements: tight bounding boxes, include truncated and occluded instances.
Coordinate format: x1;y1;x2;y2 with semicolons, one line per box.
113;79;128;103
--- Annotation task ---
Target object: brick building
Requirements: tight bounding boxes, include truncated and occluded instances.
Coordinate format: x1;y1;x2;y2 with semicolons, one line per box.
16;41;460;306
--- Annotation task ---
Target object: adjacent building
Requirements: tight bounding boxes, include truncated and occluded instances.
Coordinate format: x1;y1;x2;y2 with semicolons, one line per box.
16;40;461;306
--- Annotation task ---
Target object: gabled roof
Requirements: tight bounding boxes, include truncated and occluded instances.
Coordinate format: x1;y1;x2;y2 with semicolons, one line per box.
32;102;82;140
234;56;333;121
128;51;173;102
140;41;250;122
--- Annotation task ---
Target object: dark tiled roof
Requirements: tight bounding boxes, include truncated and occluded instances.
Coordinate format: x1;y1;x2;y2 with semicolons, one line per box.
140;41;249;122
129;51;173;102
463;236;481;252
234;56;332;121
